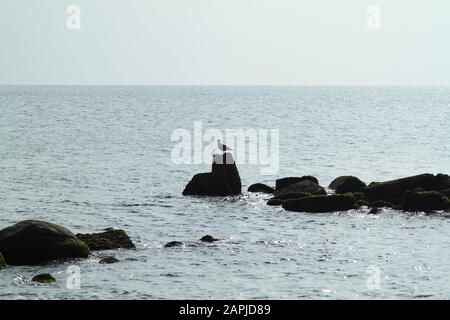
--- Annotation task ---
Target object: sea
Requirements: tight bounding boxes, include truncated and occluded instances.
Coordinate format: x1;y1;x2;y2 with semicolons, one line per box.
0;85;450;299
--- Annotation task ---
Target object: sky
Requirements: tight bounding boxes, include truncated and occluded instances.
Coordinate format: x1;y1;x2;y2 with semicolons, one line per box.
0;0;449;85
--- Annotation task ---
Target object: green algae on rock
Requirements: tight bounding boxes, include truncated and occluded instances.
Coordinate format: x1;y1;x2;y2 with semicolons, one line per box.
402;191;450;212
32;273;56;283
77;228;135;251
0;252;6;268
99;256;119;264
329;176;366;194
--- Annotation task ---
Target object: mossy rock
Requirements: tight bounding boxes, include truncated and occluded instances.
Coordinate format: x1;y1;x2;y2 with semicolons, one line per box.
274;180;326;197
402;191;450;212
77;229;135;251
247;183;274;194
32;273;56;283
347;192;368;202
99;256;119;264
0;252;6;268
275;176;319;190
329;176;366;193
0;220;90;266
271;192;310;201
267;198;286;206
282;194;356;213
362;174;448;204
164;241;184;248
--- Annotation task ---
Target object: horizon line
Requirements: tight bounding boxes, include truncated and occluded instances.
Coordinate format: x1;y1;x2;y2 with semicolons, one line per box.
1;84;450;87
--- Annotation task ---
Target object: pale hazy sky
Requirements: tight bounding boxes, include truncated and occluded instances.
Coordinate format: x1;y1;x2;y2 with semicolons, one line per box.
1;0;449;85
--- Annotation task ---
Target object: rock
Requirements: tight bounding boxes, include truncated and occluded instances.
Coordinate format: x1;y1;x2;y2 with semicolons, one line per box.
329;176;366;193
439;189;450;197
76;229;135;251
0;220;90;266
200;235;219;243
164;241;184;248
347;192;368;202
183;153;242;196
435;174;450;190
99;256;119;264
267;199;285;206
270;192;310;201
247;183;274;194
31;273;56;283
0;252;6;268
274;180;326;197
275;176;319;190
369;200;394;208
369;207;380;214
402;191;450;212
282;194;355;213
362;173;450;204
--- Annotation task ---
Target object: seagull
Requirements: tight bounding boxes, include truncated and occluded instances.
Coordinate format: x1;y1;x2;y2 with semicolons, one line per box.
217;139;232;151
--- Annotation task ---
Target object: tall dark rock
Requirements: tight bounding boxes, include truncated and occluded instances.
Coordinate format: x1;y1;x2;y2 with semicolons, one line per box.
183;152;242;196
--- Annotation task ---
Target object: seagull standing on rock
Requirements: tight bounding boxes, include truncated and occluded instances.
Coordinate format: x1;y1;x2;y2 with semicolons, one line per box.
217;139;232;152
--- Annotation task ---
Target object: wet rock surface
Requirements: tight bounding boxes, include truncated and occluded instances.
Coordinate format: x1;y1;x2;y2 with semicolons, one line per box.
76;228;135;251
0;220;90;266
31;273;56;283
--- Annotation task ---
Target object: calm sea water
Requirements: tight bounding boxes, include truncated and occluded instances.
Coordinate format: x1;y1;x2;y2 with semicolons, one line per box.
1;86;450;299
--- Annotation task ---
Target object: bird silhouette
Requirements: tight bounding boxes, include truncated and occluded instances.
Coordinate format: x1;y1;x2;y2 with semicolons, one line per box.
217;139;232;151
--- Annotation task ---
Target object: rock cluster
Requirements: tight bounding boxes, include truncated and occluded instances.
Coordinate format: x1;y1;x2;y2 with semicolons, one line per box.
248;173;450;213
0;220;134;266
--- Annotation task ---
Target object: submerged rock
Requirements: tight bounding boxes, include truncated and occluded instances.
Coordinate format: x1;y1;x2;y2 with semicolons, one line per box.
0;220;90;266
200;235;219;243
282;194;355;213
270;192;310;201
0;252;6;268
369;207;380;214
76;229;135;251
248;183;274;194
329;176;366;194
31;273;56;283
402;191;450;212
275;176;319;191
274;180;326;197
183;153;242;196
362;173;450;204
164;241;184;248
99;256;119;264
